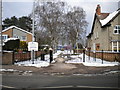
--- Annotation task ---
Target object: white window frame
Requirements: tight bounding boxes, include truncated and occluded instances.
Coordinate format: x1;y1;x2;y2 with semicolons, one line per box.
21;36;27;41
113;25;120;34
112;41;119;52
13;34;19;39
2;34;8;40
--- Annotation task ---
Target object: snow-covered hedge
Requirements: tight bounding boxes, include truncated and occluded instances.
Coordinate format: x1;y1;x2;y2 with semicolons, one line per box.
3;38;20;51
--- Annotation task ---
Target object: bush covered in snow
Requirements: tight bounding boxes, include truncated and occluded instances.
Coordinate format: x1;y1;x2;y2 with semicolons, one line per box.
3;38;20;51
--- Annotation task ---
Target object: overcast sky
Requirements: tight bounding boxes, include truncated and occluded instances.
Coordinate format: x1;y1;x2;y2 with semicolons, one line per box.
2;0;120;35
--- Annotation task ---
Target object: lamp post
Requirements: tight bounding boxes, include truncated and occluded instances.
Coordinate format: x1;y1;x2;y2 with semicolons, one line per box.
31;0;35;64
0;0;2;65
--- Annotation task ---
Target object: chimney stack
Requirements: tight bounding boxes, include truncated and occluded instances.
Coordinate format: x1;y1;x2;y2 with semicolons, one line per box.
96;4;101;15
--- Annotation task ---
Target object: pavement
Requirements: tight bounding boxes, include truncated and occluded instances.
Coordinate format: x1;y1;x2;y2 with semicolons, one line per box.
1;55;119;75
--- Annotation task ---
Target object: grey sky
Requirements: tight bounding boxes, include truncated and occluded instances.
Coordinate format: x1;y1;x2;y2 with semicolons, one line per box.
2;0;119;35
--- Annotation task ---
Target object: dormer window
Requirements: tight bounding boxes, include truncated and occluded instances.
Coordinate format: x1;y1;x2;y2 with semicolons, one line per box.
114;25;120;34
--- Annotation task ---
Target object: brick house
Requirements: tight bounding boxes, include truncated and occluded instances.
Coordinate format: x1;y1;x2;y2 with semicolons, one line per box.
87;5;120;52
2;26;33;43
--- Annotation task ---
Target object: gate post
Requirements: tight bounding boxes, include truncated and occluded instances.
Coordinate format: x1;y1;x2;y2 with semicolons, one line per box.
102;50;103;64
83;49;85;62
49;48;53;63
12;50;15;64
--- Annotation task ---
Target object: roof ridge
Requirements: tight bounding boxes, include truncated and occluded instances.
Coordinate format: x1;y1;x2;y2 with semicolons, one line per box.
2;25;32;35
100;10;119;26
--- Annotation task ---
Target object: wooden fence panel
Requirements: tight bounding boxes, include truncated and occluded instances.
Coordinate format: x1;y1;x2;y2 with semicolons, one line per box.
14;51;41;62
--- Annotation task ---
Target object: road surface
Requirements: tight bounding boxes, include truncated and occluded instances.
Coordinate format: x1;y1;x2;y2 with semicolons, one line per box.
1;73;120;90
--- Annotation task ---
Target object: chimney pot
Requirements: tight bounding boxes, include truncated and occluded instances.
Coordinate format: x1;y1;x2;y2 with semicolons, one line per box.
96;4;101;15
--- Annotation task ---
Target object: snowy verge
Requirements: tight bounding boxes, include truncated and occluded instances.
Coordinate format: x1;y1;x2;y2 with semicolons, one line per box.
15;50;119;67
14;51;59;68
15;60;50;68
65;53;119;67
0;69;32;73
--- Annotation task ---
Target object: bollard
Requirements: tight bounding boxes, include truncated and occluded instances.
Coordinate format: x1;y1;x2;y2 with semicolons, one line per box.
12;50;15;64
94;51;96;61
49;48;53;63
41;51;45;61
31;50;34;64
88;49;90;60
83;49;85;62
102;50;103;64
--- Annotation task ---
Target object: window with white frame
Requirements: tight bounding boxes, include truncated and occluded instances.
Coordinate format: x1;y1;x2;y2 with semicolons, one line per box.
114;25;120;34
2;35;8;40
112;41;120;52
21;36;26;41
13;34;19;39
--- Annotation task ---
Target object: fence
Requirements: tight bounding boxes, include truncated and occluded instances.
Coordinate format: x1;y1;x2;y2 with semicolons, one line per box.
74;49;120;62
13;51;42;62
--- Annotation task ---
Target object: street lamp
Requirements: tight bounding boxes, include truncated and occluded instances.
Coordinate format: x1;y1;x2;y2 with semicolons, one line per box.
31;0;35;64
0;0;2;65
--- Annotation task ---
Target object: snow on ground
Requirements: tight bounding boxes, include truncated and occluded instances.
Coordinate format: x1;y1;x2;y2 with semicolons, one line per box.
14;51;60;68
0;69;32;73
65;53;119;67
0;69;18;72
0;69;33;75
15;50;119;68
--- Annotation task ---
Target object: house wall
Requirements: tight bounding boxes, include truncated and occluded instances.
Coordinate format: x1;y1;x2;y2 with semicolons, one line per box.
13;28;32;43
109;14;120;51
88;14;120;51
13;28;26;39
2;28;13;38
26;33;32;43
100;26;109;51
90;18;104;51
87;37;92;49
2;27;32;43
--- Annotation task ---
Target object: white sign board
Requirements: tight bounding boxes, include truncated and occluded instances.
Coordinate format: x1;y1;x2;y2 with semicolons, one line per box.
28;42;38;51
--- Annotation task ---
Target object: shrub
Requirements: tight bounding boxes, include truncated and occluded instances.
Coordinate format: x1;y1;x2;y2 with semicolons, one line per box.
3;38;20;51
19;41;28;49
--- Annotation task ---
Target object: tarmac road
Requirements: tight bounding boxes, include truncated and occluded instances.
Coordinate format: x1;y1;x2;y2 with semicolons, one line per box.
1;73;120;90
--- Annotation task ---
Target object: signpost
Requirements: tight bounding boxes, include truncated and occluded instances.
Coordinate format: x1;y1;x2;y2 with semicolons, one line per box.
28;42;38;51
28;42;38;64
30;0;36;64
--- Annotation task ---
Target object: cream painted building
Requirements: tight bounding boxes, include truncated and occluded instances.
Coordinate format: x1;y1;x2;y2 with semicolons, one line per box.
87;5;120;52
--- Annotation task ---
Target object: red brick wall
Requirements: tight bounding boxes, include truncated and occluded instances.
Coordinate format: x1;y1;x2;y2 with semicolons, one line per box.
2;29;13;38
2;51;13;65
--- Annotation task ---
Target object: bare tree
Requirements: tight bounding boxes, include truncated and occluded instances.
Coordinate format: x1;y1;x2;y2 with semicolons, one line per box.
30;1;88;51
63;6;88;50
33;1;66;51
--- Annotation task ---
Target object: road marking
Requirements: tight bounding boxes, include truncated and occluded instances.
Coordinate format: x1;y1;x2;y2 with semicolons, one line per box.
38;85;120;89
37;85;73;89
0;85;16;89
1;85;119;89
77;85;120;89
